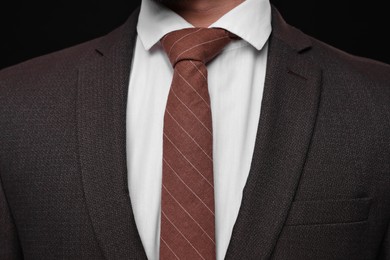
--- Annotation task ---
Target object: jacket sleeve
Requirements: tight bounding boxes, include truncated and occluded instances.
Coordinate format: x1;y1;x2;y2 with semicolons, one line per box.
0;175;23;259
379;220;390;260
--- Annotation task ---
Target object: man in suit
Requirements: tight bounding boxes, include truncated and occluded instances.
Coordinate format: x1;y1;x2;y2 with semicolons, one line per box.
0;0;389;258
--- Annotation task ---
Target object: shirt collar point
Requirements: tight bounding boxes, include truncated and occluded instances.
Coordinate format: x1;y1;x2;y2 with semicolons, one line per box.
137;26;162;51
230;27;271;51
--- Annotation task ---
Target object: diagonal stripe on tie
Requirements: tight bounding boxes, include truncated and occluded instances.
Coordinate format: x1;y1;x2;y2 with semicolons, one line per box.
163;158;215;216
165;109;213;160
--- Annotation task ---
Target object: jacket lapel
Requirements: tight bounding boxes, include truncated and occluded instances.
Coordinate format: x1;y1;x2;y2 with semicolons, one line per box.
226;8;322;259
77;9;147;259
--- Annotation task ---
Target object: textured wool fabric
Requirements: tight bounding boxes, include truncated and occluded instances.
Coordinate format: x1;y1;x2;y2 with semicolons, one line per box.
0;6;389;260
160;28;233;259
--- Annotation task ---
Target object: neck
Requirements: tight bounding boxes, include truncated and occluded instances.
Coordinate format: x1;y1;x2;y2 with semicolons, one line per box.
164;0;245;27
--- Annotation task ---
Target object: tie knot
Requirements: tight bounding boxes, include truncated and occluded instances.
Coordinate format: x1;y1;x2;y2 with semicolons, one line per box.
161;28;234;68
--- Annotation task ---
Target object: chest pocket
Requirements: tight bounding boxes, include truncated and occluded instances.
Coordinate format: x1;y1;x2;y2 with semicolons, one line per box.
272;197;372;260
285;197;371;226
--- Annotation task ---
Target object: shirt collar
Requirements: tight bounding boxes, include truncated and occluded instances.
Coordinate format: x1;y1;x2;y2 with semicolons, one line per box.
137;0;272;51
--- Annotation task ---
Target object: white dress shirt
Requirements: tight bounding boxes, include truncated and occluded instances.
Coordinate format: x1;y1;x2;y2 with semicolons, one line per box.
126;0;272;259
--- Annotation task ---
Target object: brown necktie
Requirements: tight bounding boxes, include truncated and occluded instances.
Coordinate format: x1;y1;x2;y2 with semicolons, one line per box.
160;28;233;260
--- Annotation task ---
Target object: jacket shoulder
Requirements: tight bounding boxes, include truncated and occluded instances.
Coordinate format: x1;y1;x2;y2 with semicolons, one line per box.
302;35;390;122
271;6;390;88
309;36;390;84
0;37;101;85
0;8;140;85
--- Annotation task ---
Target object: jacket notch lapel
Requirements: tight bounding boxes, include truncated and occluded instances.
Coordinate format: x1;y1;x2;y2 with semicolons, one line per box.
76;9;147;259
225;27;322;259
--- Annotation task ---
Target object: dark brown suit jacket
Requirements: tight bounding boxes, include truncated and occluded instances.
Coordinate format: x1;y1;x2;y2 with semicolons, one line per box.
1;7;389;260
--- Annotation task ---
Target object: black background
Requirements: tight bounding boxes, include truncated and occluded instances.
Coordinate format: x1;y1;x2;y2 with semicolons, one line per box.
1;0;389;70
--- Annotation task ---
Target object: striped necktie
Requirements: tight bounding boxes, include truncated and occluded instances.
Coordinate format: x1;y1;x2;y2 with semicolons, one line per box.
160;28;234;260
